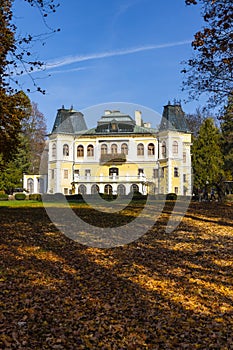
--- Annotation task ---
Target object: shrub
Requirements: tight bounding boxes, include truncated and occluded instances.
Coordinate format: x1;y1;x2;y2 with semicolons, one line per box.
65;194;83;201
166;193;177;200
29;193;42;201
0;193;8;201
15;193;26;200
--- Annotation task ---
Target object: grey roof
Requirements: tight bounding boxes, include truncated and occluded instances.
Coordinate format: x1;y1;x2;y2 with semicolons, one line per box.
159;104;190;132
51;108;87;134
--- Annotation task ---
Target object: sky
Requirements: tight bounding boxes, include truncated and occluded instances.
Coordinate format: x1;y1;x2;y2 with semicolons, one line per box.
13;0;205;132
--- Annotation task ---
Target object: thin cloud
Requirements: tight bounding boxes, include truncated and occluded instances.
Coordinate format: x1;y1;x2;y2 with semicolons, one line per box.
48;66;91;75
46;40;192;70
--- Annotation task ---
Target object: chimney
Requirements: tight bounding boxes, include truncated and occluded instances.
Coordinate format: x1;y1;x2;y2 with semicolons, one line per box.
135;110;142;126
105;110;111;115
143;122;151;128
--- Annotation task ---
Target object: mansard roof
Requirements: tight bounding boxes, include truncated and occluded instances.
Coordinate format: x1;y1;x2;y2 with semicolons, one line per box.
160;103;190;132
51;107;87;134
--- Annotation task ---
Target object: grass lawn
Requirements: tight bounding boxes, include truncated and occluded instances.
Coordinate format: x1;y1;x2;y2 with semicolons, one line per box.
0;200;232;349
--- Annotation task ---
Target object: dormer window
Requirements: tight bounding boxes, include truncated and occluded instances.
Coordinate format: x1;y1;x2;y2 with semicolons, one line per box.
111;123;117;131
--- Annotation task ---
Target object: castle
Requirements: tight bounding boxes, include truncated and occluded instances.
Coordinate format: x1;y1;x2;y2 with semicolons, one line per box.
24;103;192;196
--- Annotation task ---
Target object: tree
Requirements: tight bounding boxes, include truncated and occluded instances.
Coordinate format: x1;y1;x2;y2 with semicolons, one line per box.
220;97;233;179
0;102;47;192
182;0;233;107
0;90;31;168
22;102;47;174
0;135;31;193
186;107;208;138
0;0;58;166
192;118;224;191
1;0;59;94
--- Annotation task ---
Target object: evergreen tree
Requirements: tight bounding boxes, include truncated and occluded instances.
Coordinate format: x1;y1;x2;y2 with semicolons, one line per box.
192;118;224;190
220;97;233;180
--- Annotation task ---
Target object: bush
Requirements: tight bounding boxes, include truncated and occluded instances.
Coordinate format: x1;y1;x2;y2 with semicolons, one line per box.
15;193;26;200
65;194;83;201
0;193;8;201
29;193;42;201
166;193;177;200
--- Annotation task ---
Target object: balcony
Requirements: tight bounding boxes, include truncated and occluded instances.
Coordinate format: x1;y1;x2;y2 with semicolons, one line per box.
73;175;148;183
99;153;126;164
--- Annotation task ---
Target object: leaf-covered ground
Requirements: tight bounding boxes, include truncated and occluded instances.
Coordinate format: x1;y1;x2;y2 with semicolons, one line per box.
0;201;233;349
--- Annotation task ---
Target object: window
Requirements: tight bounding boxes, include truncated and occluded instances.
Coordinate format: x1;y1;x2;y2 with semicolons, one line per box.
111;123;117;131
74;169;80;177
101;144;108;154
137;143;144;156
121;143;128;155
111;143;118;154
174;187;178;195
51;169;54;179
104;184;112;194
183;152;187;163
109;167;119;177
78;185;87;195
87;144;94;157
91;184;99;194
77;145;84;157
183;174;187;183
161;142;166;157
148;143;155;156
172;141;178;154
63;144;69;156
64;169;68;179
52;143;56;158
117;184;126;195
27;178;34;193
131;184;139;192
64;188;68;195
138;168;144;176
174;167;179;177
160;167;165;178
85;169;91;178
153;169;159;178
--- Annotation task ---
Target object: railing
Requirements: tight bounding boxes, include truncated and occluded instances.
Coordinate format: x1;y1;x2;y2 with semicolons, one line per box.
99;153;126;164
73;175;147;183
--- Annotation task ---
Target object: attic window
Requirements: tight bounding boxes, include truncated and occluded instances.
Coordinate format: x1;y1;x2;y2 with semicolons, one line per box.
111;123;117;131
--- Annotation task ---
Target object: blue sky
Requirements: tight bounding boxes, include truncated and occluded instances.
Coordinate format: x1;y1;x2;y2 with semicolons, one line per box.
13;0;204;131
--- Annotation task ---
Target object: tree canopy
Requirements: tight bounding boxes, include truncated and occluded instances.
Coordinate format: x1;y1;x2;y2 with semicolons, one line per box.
182;0;233;107
192;118;224;189
0;0;58;167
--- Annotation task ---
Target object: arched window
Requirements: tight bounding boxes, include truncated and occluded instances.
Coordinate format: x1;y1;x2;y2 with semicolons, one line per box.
27;178;34;193
52;143;56;158
172;141;178;154
161;142;166;158
137;143;144;156
121;143;128;155
87;144;94;157
63;144;69;156
78;184;87;195
111;144;118;154
101;144;107;154
104;184;112;195
77;145;84;157
148;143;155;156
117;184;126;195
91;184;99;194
131;184;139;193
